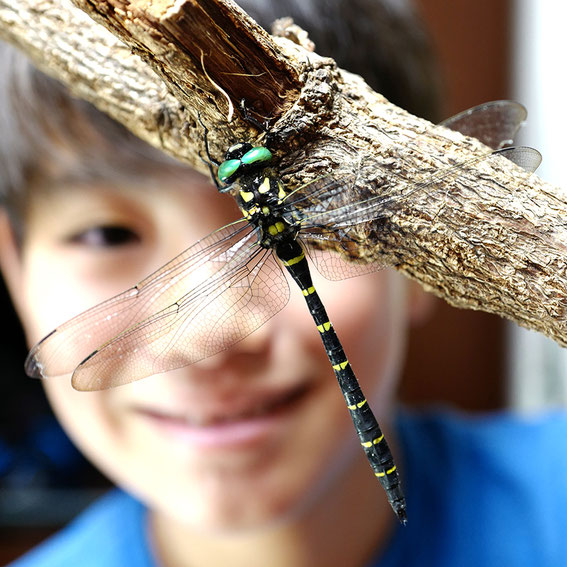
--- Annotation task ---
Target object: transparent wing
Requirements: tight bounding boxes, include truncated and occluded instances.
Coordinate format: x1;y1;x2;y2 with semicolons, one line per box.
303;230;389;281
25;221;288;389
304;146;540;227
25;221;251;379
440;100;527;149
285;100;534;215
297;146;541;280
288;101;540;281
501;145;542;172
70;246;288;391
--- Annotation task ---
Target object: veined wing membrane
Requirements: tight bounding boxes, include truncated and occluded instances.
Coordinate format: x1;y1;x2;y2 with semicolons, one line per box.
299;147;540;231
302;230;390;281
288;100;539;263
71;245;289;391
298;147;541;280
25;221;259;379
440;100;527;150
285;100;533;215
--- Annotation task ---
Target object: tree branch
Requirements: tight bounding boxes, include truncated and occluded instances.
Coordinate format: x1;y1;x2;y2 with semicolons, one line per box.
1;0;567;347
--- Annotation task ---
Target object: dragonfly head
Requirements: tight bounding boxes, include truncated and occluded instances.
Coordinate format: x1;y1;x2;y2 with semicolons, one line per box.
217;143;273;186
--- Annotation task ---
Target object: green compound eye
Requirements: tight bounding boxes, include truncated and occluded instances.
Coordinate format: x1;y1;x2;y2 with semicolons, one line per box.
241;146;272;166
218;159;241;183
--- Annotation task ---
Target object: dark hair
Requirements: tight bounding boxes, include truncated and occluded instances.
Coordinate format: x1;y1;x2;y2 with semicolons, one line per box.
240;0;440;120
0;0;440;224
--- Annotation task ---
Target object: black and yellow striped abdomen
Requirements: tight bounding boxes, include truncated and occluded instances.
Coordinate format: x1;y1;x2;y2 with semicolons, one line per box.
223;145;406;524
276;239;407;523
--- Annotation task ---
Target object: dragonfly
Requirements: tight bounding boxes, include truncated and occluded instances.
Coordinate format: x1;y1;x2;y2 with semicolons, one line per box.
25;100;541;524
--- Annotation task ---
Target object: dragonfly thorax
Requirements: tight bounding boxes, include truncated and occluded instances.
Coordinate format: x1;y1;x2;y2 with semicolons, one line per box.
235;171;298;249
217;141;298;249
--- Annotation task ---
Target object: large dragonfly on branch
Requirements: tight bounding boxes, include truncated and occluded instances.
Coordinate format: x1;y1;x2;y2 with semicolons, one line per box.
25;100;541;523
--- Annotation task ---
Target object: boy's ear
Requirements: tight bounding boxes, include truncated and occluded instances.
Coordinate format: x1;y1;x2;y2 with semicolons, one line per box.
0;208;26;318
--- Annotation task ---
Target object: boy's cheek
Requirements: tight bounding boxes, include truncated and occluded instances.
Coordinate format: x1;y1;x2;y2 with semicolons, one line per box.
19;245;131;342
21;269;92;342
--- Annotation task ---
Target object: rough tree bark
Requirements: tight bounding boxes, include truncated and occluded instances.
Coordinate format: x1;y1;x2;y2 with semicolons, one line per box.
1;0;567;346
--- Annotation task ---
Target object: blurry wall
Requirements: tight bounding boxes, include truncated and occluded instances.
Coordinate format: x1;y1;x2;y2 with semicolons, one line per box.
508;0;567;411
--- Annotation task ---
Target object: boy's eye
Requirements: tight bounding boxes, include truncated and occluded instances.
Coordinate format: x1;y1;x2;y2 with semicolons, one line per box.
68;225;141;247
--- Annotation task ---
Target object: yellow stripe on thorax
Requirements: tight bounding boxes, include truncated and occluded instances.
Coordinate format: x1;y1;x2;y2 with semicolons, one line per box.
277;180;286;201
258;177;271;194
267;221;286;236
239;190;254;202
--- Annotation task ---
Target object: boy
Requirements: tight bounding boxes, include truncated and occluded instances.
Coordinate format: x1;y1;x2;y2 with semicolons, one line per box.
2;1;567;565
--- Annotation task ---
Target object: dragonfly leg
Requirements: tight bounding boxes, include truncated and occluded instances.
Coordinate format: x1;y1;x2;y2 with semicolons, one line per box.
197;112;222;190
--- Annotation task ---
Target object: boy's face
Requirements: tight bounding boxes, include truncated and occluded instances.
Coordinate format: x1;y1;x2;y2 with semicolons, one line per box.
0;163;425;531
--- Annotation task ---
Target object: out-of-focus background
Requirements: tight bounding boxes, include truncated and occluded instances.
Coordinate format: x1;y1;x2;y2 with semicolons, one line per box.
1;0;565;563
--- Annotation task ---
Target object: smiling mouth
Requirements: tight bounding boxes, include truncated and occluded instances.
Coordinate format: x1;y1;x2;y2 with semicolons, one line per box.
135;382;312;448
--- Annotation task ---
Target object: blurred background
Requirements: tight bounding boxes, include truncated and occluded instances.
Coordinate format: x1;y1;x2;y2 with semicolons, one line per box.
1;0;565;562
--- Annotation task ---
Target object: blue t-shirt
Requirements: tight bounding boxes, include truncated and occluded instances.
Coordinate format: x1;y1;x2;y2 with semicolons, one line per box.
10;410;567;566
375;410;567;566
